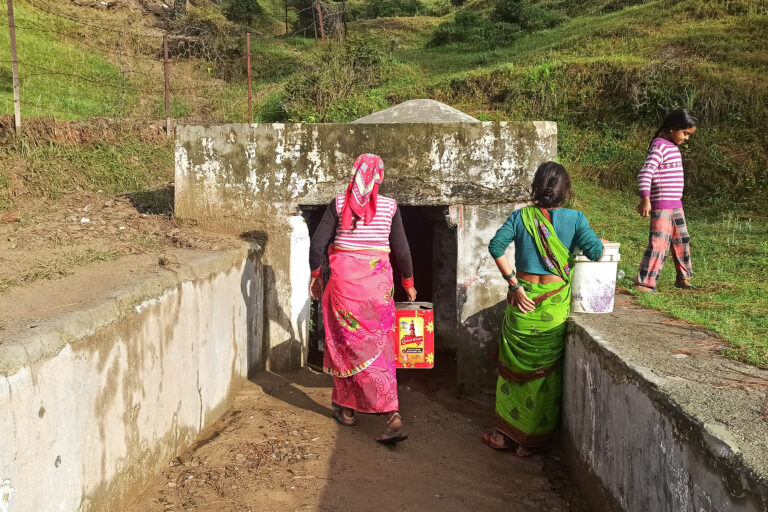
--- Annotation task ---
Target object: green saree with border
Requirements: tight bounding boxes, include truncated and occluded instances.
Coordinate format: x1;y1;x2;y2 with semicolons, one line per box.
495;206;573;447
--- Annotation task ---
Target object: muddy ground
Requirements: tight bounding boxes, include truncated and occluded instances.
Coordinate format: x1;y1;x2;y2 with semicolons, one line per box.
128;370;588;512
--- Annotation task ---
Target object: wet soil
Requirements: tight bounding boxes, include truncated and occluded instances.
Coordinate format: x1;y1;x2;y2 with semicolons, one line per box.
127;370;588;512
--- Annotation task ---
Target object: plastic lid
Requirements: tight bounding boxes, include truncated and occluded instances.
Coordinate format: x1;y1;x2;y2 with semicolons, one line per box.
572;242;621;262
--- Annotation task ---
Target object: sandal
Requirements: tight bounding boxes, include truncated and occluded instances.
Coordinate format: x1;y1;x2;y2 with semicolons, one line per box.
511;445;541;458
481;432;510;451
376;412;408;444
332;408;356;427
633;284;658;293
675;280;697;290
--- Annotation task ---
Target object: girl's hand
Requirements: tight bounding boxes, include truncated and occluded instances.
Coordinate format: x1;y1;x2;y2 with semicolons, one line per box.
405;287;417;302
636;198;651;218
309;276;323;300
508;286;535;313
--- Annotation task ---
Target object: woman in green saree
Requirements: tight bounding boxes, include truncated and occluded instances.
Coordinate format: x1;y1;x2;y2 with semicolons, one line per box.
483;162;605;456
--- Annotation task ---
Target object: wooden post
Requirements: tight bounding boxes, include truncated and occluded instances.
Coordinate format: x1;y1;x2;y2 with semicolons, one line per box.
316;2;325;42
342;0;347;39
312;2;317;41
163;34;171;137
246;32;252;124
6;0;21;133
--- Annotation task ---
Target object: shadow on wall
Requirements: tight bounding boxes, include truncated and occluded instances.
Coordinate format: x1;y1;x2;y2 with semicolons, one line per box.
241;231;304;375
240;238;266;377
458;294;507;395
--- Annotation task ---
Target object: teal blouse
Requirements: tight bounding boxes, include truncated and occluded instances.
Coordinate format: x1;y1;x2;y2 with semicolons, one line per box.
488;207;603;274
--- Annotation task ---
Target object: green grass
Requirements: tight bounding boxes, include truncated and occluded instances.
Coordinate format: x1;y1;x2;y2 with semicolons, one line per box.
0;137;173;201
0;4;128;120
574;179;768;367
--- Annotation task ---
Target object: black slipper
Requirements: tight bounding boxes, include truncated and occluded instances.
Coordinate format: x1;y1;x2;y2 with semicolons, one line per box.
376;430;408;444
332;409;356;427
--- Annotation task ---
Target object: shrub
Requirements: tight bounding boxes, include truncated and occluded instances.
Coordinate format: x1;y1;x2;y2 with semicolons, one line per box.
282;36;400;122
164;7;244;78
225;0;263;25
430;10;520;46
493;0;568;31
347;0;426;20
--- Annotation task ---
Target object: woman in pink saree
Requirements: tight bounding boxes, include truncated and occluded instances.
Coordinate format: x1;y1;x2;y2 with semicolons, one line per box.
309;154;416;444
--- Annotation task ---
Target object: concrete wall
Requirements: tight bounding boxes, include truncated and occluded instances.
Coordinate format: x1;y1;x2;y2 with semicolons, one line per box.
452;204;523;394
175;121;557;376
0;245;263;512
563;318;768;512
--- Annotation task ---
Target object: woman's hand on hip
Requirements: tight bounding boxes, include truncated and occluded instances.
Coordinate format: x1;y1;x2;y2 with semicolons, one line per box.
406;287;417;302
508;286;535;314
309;276;323;300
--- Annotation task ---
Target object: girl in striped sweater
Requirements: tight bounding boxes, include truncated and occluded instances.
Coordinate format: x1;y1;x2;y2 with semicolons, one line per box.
634;109;698;292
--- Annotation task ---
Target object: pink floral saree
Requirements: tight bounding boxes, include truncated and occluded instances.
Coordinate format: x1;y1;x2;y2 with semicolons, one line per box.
322;245;399;414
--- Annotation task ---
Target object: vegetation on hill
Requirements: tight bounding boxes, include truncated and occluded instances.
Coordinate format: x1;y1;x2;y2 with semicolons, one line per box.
1;0;766;365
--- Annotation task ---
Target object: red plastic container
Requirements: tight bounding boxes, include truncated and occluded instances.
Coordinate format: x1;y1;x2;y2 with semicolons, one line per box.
392;302;434;369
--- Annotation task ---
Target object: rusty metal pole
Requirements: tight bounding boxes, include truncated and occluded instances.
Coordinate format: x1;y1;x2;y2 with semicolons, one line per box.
316;2;325;42
163;34;171;137
6;0;21;133
247;32;252;124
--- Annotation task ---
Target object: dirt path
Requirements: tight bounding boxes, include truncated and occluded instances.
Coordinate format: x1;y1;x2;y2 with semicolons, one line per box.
128;370;586;512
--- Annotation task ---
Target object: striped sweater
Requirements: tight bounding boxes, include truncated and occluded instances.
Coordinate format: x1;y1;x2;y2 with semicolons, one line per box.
334;194;397;250
637;138;685;210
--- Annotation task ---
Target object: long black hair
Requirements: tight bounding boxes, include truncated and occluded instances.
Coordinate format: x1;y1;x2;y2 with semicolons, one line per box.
651;109;698;146
531;162;574;209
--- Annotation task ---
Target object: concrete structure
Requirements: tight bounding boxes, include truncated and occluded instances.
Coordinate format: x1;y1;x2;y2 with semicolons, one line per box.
352;99;481;124
0;244;263;512
175;101;556;390
563;295;768;512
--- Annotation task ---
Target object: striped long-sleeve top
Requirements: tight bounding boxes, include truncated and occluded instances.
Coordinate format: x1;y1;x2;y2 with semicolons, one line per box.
637;137;684;210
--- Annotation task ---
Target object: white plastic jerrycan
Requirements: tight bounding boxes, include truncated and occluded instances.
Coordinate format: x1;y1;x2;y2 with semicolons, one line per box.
571;242;621;314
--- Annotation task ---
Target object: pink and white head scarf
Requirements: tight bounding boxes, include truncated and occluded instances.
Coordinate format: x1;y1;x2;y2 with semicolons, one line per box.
341;153;385;231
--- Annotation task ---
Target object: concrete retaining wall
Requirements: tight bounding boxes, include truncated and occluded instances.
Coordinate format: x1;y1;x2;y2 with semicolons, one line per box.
564;316;768;512
0;244;263;512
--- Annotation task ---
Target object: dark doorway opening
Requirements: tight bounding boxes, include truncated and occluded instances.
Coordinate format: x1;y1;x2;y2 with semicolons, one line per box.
301;204;457;371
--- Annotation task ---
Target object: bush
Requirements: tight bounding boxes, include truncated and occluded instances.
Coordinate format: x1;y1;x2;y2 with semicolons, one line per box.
347;0;425;20
164;7;244;78
493;0;568;31
282;36;401;121
225;0;263;25
429;10;520;46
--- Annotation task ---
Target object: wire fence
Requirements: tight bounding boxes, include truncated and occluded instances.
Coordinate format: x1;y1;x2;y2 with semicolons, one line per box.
1;0;348;135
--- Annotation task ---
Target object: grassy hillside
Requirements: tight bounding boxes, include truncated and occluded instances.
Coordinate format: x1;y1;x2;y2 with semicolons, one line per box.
1;0;766;365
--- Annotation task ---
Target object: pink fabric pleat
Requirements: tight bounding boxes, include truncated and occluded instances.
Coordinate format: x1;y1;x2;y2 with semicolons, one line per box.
322;246;398;413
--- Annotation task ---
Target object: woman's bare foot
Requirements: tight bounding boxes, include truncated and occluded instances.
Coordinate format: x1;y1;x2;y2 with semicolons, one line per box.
376;411;408;444
675;278;696;290
633;283;656;293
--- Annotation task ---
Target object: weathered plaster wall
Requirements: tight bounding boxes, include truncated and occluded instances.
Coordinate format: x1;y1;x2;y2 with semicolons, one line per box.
563;318;768;512
452;204;524;394
175;121;557;375
0;245;263;512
